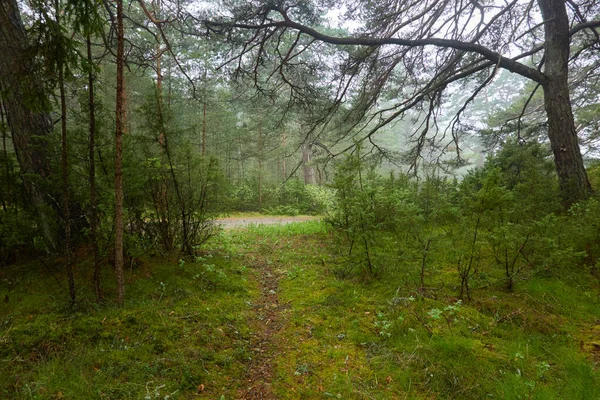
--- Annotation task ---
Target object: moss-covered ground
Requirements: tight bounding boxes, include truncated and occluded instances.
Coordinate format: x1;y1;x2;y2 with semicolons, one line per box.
1;220;599;399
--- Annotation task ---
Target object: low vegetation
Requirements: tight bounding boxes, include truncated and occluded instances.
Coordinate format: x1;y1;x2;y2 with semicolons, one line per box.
3;147;600;398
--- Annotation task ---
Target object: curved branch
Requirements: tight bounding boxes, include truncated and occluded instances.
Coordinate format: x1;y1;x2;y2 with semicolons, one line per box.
210;14;547;83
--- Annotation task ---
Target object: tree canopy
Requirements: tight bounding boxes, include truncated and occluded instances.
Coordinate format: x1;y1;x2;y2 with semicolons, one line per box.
204;0;600;206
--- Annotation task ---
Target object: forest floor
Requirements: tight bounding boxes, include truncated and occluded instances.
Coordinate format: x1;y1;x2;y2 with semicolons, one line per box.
1;219;600;399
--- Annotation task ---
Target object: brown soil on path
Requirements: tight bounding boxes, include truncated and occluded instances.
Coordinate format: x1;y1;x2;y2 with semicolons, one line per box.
239;253;287;399
216;215;319;230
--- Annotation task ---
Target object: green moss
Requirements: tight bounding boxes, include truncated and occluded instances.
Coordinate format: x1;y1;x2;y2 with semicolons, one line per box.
1;221;599;398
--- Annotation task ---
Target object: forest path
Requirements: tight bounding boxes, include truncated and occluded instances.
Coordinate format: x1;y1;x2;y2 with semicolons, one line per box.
239;251;286;399
216;215;319;230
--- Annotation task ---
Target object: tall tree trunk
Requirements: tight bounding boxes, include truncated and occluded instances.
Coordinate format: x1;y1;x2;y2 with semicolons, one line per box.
238;138;244;183
281;132;287;182
539;0;592;208
1;89;12;211
151;0;190;254
0;0;57;251
202;101;207;157
153;0;172;251
114;0;126;306
86;1;102;302
258;125;263;207
302;142;316;185
56;0;75;305
157;93;190;254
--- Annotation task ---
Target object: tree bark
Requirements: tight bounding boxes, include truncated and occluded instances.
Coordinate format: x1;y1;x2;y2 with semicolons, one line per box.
539;0;592;208
1;88;12;211
202;102;207;157
56;0;75;305
0;0;57;251
281;132;287;182
258;124;263;207
115;0;126;306
302;142;316;185
86;0;102;302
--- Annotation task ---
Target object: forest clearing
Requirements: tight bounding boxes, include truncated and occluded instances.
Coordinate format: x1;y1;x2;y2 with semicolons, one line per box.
2;0;600;398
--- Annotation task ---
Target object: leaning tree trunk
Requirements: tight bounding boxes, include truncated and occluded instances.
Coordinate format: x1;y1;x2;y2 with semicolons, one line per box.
539;0;592;208
0;0;57;250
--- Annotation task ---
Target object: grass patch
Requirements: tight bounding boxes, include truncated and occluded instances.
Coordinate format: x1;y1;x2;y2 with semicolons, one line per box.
252;222;600;399
0;244;255;399
1;220;599;399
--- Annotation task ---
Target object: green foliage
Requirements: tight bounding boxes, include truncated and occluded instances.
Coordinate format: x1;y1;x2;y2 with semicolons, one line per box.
325;139;592;299
227;177;335;215
0;209;39;264
265;221;600;399
260;178;335;216
3;212;600;399
0;239;253;399
328;147;382;276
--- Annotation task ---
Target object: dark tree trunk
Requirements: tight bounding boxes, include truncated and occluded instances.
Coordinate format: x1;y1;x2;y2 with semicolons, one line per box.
539;0;591;208
56;0;75;305
0;0;57;250
86;1;102;302
115;0;126;306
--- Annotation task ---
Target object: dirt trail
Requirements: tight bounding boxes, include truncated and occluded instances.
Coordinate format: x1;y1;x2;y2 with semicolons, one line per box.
240;253;286;399
216;216;319;230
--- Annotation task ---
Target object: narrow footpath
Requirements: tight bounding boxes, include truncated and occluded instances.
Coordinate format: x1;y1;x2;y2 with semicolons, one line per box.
239;253;287;399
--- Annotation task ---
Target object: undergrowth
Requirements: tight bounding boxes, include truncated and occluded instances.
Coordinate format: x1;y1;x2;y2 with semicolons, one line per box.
1;218;599;399
246;223;600;399
0;241;255;399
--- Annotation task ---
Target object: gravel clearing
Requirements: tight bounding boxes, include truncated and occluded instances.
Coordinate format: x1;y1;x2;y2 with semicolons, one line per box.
215;215;319;229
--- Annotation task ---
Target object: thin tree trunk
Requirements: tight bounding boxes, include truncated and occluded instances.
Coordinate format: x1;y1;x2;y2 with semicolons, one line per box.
1;89;11;211
86;2;102;301
282;132;287;182
155;0;162;97
258;125;263;207
56;0;75;306
151;0;190;254
202;102;207;157
154;0;172;251
114;0;126;306
302;142;316;185
167;59;172;108
239;138;244;182
157;102;190;254
538;0;592;208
